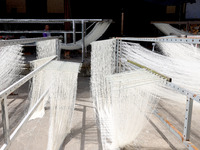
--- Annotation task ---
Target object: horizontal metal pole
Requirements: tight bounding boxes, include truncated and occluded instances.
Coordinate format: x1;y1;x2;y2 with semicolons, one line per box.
127;60;172;82
10;88;49;141
0;55;57;101
0;88;49;150
0;30;82;34
0;36;61;47
1;97;10;145
166;82;200;104
0;19;102;24
0;144;7;150
151;21;200;25
127;60;200;103
154;111;198;150
154;111;184;142
119;36;200;44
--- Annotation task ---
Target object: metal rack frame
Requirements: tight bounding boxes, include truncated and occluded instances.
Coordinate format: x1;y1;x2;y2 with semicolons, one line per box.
0;19;103;62
0;55;57;150
0;35;61;149
115;36;200;150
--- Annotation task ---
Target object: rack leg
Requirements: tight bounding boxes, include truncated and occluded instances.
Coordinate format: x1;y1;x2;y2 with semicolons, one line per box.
183;97;193;141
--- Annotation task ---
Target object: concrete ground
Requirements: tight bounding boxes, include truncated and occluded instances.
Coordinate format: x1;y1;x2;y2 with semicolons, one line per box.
0;56;200;150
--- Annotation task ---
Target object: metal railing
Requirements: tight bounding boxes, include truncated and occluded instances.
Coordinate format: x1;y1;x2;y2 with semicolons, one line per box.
115;36;200;150
0;55;57;150
0;36;61;47
0;36;59;150
0;19;103;62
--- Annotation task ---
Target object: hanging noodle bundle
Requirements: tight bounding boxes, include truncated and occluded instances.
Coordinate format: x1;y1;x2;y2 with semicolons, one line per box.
91;39;165;149
29;39;80;149
36;39;58;59
46;61;80;150
0;44;24;91
121;41;200;97
102;70;164;149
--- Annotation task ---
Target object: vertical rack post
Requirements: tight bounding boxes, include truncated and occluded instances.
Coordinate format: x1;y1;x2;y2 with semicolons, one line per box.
119;39;122;73
56;39;61;60
116;39;119;73
183;97;193;141
1;97;10;145
72;20;76;44
81;20;86;63
116;39;121;73
64;33;67;44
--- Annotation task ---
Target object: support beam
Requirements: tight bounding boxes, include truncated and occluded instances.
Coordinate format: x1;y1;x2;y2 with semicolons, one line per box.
0;36;61;47
183;97;193;141
127;60;172;82
151;21;200;25
81;20;85;62
0;56;57;101
154;111;198;150
1;97;10;145
0;19;102;24
120;36;200;44
73;21;76;44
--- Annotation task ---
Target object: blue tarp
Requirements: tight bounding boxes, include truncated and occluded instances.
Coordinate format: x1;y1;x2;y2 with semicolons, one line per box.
144;0;196;5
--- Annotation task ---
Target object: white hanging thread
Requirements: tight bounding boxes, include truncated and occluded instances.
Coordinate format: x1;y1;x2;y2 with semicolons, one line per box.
46;61;80;150
91;39;164;149
29;56;56;120
120;41;200;101
0;44;24;91
102;70;163;149
91;39;116;150
36;39;58;59
29;59;80;149
29;38;59;119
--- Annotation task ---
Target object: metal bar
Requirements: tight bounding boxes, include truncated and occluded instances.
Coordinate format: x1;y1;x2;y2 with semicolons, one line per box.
120;36;200;44
0;36;61;47
125;59;199;149
127;60;172;82
1;97;10;145
127;59;200;103
151;21;200;25
119;39;122;73
154;111;198;150
10;88;49;141
64;33;67;43
56;40;61;60
0;19;102;24
0;56;57;101
84;22;87;57
0;88;49;150
166;82;200;104
73;21;76;44
128;59;200;103
0;30;82;34
154;111;184;142
183;97;194;141
81;20;85;62
116;39;120;73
